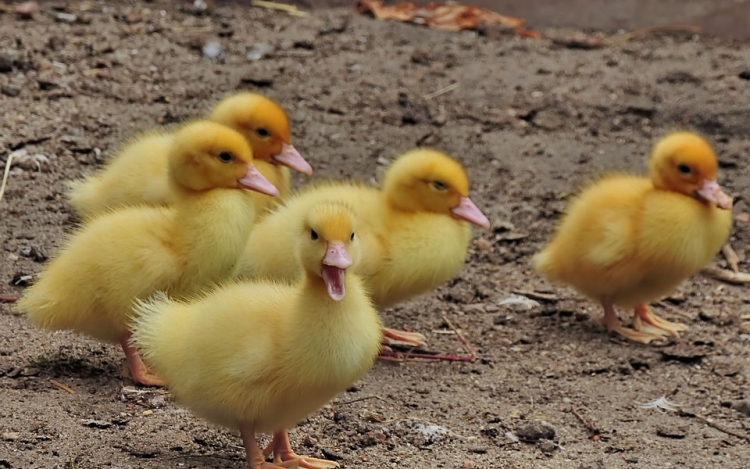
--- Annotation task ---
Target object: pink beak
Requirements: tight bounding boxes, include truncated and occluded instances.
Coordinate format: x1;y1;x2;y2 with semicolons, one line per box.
696;179;732;210
450;196;491;229
237;166;280;197
321;242;352;301
323;242;352;269
273;143;313;175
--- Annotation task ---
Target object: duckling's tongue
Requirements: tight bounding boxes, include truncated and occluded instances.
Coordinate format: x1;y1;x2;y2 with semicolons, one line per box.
322;265;346;301
321;242;352;301
273;143;313;175
451;197;491;229
696;179;733;209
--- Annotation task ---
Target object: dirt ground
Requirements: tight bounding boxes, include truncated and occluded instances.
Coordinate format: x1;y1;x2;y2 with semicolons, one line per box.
2;1;750;468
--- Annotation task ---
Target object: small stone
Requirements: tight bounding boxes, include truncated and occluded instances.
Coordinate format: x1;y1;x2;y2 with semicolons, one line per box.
202;40;222;59
321;448;343;461
735;212;750;223
302;434;318;447
699;309;719;322
411;48;429;65
739;70;750;80
359;430;386;446
462;460;476;469
656;425;687;439
142;410;154;416
38;79;58;90
2;86;20;97
515;421;556;442
739;322;750;335
81;419;112;429
0;55;12;73
538;439;557;453
14;1;39;18
475;238;493;253
1;432;20;441
730;400;750;417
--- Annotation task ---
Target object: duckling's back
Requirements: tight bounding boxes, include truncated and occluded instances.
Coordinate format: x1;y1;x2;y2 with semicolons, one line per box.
66;132;174;218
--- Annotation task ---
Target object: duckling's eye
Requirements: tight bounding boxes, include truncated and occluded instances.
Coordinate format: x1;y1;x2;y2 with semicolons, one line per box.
256;128;270;137
677;164;692;174
310;229;319;241
350;232;355;241
432;181;448;191
218;152;234;163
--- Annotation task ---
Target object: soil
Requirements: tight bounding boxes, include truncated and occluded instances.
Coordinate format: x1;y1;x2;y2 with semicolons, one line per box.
2;1;750;468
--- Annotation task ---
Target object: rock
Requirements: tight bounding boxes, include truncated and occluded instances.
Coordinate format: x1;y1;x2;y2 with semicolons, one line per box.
2;86;20;97
202;40;222;59
321;448;343;461
699;309;719;322
1;432;20;441
462;460;477;469
19;246;47;262
730;399;750;417
739;70;750;80
515;421;556;442
38;79;58;90
318;16;349;35
359;430;386;446
0;55;12;73
14;1;39;18
411;48;430;64
530;109;565;130
246;43;274;62
538;439;557;453
739;322;750;335
656;425;687;439
302;434;318;447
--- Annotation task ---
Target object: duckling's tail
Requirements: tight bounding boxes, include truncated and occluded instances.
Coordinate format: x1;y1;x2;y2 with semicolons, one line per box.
65;176;102;219
129;292;187;374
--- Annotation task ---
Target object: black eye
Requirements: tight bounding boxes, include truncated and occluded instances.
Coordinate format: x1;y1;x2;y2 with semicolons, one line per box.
310;229;318;240
433;181;447;190
218;152;234;163
350;232;355;241
677;164;691;174
256;128;270;137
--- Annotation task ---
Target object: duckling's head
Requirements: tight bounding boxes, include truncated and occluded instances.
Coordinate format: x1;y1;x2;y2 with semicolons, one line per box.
649;132;732;209
298;202;359;301
209;92;312;175
168;120;279;197
382;149;491;229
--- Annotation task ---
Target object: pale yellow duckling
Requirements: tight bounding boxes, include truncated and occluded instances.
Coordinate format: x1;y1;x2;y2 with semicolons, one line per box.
17;121;279;386
239;149;490;351
66;92;310;219
533;132;733;343
130;202;382;469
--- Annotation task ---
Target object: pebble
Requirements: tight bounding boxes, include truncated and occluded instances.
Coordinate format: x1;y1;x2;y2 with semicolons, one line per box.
0;55;12;73
739;70;750;80
656;424;687;439
538;439;557;453
246;43;274;62
731;399;750;417
2;86;20;97
202;40;222;59
515;421;556;442
739;322;750;335
1;432;20;441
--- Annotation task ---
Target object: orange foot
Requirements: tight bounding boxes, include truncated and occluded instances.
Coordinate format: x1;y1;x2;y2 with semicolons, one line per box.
119;333;166;387
601;299;665;344
269;430;339;469
632;304;687;338
382;327;427;348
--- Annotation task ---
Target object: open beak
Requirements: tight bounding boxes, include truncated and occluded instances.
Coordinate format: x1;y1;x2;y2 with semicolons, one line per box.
696;179;732;210
450;196;491;229
272;143;313;175
321;242;352;301
237;166;280;197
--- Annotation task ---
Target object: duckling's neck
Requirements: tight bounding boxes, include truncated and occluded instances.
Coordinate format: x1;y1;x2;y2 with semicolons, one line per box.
297;273;365;323
171;185;257;291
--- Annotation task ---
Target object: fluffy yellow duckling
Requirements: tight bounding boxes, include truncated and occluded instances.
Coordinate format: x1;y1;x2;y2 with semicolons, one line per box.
17;121;279;386
66;92;310;219
130;202;382;469
239;149;490;349
533;132;733;343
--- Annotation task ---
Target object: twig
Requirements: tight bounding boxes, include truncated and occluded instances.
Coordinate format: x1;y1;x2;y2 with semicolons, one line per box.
170;26;213;33
571;405;600;441
722;244;740;274
0;296;18;303
423;83;459;100
378;349;475;362
336;395;387;406
679;410;750;442
656;301;694;320
512;289;559;302
0;151;17;204
442;313;478;361
702;266;750;285
50;379;76;394
251;0;309;17
612;24;701;44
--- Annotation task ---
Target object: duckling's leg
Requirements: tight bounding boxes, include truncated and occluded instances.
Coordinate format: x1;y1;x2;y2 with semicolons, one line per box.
632;304;687;337
239;423;287;469
382;327;427;348
601;298;664;344
119;333;166;387
268;430;339;468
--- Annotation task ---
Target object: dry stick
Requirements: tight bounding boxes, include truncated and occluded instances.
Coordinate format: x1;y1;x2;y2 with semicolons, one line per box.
656;300;694;321
722;244;740;274
442;313;478;361
337;395;387;406
0;150;16;204
611;24;701;44
0;296;18;303
423;83;459;100
379;349;475;362
512;289;559;302
702;266;750;285
251;0;309;17
50;379;76;394
679;410;750;442
571;405;600;441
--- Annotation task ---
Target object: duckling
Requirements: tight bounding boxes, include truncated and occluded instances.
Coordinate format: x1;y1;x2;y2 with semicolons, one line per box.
533;132;733;343
17;121;279;386
239;148;490;349
67;92;309;219
130;202;382;469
